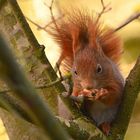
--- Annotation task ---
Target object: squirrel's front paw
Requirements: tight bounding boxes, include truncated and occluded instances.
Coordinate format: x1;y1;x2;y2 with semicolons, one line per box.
70;89;97;102
80;88;109;101
79;89;98;100
94;88;109;100
71;88;109;102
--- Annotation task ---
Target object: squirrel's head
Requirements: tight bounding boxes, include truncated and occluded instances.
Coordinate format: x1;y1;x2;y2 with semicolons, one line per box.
72;40;116;90
69;11;123;90
50;9;123;89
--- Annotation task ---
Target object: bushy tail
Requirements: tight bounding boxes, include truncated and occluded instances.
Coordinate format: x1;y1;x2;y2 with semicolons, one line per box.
49;10;122;70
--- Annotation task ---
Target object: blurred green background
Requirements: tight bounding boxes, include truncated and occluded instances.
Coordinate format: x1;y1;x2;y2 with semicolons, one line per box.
1;0;140;140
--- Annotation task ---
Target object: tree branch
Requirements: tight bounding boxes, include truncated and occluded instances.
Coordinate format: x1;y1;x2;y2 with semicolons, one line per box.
108;56;140;140
114;12;140;32
47;0;60;32
25;16;49;32
0;74;71;94
0;92;33;123
26;14;64;32
26;0;64;34
0;90;100;140
0;35;72;140
0;0;6;10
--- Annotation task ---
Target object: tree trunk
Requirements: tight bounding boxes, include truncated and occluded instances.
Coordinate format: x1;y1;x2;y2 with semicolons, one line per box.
0;1;55;139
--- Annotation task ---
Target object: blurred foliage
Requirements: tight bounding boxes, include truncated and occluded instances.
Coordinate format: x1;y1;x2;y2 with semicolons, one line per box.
124;38;140;63
134;3;140;12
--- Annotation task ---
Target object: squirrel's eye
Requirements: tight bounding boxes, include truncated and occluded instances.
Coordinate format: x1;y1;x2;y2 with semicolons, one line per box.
96;64;102;74
74;70;78;75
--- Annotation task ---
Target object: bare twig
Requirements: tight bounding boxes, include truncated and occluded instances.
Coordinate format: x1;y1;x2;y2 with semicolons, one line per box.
26;14;64;32
0;74;71;94
114;12;140;32
96;0;112;23
4;71;70;91
44;0;61;34
0;81;60;93
26;0;64;34
26;17;49;32
44;14;64;28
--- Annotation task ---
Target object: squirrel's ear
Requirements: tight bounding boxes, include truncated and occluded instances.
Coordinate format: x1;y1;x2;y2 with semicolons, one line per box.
87;20;101;50
70;25;80;54
96;38;101;50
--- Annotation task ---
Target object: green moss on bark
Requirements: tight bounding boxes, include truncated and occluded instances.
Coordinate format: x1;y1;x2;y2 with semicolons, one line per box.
108;57;140;140
0;0;6;10
7;0;40;48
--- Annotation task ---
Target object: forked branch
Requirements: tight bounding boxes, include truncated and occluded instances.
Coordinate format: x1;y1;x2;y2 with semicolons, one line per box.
96;0;112;23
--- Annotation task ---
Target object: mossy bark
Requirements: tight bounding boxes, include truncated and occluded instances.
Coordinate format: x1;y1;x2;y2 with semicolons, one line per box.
1;0;58;112
108;57;140;140
0;108;48;140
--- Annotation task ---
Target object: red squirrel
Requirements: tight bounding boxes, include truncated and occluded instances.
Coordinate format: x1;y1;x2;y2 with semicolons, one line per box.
50;10;124;135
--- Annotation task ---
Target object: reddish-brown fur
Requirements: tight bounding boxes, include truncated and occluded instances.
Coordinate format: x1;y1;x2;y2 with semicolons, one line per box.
50;10;124;135
50;10;122;67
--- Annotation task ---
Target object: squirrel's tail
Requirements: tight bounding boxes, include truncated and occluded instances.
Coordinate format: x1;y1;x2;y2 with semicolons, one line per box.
49;10;122;70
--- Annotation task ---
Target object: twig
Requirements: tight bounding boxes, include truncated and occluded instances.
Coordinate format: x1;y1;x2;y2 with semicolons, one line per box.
44;14;64;28
114;12;140;32
0;74;71;94
96;0;112;23
26;14;64;32
26;17;49;32
26;0;64;34
44;0;61;34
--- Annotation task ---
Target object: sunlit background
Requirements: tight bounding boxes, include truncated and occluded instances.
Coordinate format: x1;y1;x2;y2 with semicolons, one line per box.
1;0;140;139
